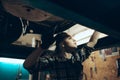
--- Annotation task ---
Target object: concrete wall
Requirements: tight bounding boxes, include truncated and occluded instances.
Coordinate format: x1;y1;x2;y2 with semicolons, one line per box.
82;48;120;80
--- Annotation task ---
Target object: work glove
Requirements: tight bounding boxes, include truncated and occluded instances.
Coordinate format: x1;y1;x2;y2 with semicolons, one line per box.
41;31;55;49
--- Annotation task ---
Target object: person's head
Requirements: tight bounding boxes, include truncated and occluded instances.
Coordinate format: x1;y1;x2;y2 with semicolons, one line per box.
55;32;77;55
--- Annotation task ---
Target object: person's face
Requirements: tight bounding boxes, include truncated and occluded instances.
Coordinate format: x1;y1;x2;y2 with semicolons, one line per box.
63;35;77;49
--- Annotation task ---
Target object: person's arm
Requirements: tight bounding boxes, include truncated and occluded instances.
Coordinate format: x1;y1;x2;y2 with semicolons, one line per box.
23;47;45;71
23;32;55;72
87;31;101;48
80;31;101;62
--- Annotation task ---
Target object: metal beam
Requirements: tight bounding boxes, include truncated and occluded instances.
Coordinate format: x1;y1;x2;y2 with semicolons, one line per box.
0;44;35;59
95;36;120;50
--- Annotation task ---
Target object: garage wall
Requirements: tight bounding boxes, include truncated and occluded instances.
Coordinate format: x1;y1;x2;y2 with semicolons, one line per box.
82;47;120;80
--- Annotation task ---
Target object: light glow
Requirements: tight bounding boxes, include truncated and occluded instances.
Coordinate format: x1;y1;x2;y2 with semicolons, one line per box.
73;29;94;41
76;37;91;45
0;57;25;64
50;24;108;50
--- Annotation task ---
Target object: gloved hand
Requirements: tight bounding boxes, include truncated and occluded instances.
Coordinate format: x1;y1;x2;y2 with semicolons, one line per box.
41;32;55;49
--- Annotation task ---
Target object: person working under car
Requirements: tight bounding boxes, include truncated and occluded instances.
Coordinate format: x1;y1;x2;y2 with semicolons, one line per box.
23;31;100;80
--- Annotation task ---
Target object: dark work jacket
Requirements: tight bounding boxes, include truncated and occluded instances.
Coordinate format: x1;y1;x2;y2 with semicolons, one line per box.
29;44;94;80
